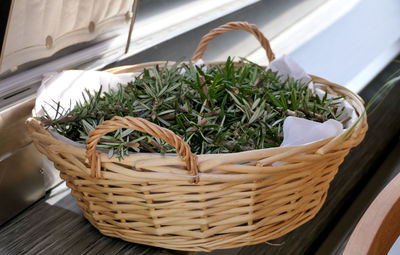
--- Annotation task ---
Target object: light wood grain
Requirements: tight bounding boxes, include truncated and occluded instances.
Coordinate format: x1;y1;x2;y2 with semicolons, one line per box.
343;173;400;255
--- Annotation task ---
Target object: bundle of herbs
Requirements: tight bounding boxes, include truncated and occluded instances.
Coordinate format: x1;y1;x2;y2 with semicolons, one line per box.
39;57;347;158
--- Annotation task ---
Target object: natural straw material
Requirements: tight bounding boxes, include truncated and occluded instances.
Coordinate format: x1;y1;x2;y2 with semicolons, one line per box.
26;22;367;251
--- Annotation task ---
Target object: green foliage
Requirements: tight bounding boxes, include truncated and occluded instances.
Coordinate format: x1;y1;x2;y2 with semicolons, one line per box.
40;58;346;158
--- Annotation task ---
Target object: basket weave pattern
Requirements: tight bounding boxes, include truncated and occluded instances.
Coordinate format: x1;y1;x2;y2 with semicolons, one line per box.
27;22;367;251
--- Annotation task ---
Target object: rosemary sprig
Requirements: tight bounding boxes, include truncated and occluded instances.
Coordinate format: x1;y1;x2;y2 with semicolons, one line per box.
40;58;346;158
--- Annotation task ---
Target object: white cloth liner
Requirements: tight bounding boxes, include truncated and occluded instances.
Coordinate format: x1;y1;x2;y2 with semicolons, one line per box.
35;70;138;118
34;55;357;150
267;54;356;147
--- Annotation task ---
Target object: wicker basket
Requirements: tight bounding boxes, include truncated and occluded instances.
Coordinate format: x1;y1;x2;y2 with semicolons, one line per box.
26;22;367;252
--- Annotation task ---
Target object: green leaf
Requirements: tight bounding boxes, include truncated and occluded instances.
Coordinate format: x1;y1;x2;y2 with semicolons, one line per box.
121;129;133;138
266;91;283;108
108;148;114;159
81;119;95;133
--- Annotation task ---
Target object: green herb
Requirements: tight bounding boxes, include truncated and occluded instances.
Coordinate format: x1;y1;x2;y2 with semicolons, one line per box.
40;58;345;158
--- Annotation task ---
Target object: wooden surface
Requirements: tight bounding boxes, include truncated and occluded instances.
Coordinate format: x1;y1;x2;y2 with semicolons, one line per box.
343;172;400;255
0;190;161;255
316;140;400;255
0;57;399;255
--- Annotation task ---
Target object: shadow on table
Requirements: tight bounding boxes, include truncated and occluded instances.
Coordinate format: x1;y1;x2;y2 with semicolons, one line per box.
0;192;161;255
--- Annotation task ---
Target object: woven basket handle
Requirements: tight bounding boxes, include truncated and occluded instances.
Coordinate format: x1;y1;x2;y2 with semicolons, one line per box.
86;116;199;183
192;21;275;63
